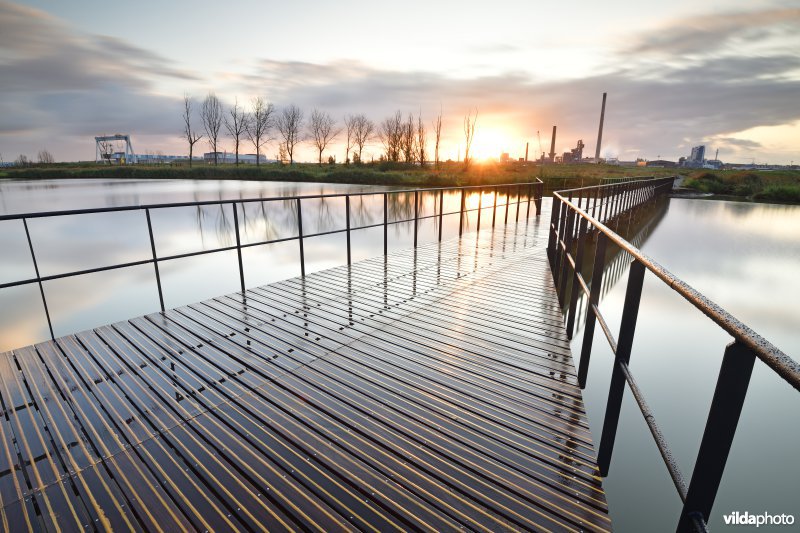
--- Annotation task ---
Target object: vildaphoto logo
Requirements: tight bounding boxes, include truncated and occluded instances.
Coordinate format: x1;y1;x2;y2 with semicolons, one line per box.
723;511;795;527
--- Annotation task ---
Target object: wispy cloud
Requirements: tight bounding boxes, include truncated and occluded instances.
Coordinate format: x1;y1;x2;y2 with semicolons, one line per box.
0;1;797;163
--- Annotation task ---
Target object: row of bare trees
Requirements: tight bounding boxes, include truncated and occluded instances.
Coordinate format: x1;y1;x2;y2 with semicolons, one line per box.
182;93;476;169
4;150;55;166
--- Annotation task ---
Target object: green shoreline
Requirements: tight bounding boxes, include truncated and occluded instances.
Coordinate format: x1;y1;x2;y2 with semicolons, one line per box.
2;163;798;203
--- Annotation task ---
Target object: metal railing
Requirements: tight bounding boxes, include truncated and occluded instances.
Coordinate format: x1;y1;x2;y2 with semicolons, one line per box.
0;181;543;342
547;177;800;532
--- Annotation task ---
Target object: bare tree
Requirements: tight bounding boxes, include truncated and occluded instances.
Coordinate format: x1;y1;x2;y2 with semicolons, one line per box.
343;114;357;164
308;109;340;165
401;113;415;163
352;114;375;163
201;92;223;165
182;94;203;167
247;96;275;167
15;154;30;167
463;109;478;170
379;111;404;162
276;104;304;165
37;149;55;164
432;107;443;170
224;98;250;166
416;113;427;166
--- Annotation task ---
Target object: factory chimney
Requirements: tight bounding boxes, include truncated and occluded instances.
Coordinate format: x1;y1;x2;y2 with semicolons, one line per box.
525;142;529;162
595;92;607;162
549;126;557;163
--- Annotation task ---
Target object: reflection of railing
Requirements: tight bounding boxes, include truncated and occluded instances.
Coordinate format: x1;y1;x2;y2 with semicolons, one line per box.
569;193;669;325
0;181;543;341
548;177;800;532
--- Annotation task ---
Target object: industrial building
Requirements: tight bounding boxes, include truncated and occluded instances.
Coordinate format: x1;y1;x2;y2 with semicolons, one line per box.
203;152;270;164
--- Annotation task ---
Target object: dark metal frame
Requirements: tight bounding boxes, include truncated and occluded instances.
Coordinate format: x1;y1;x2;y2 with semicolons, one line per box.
547;177;800;532
1;181;543;340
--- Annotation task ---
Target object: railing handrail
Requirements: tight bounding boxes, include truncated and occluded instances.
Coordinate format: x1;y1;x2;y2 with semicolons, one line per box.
0;181;542;222
553;182;799;391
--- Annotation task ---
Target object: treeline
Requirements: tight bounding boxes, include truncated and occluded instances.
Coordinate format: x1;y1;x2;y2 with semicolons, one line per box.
183;92;480;169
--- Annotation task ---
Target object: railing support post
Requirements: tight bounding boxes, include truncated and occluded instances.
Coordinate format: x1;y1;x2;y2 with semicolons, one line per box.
231;203;246;294
526;183;532;219
23;218;55;339
597;259;646;475
476;188;482;233
578;232;607;388
504;185;511;225
413;190;419;248
566;217;589;338
383;193;388;255
536;182;543;216
492;186;498;228
438;190;444;242
515;184;522;222
145;209;166;312
296;198;305;277
676;341;756;532
458;189;466;236
345;195;352;265
557;207;576;305
547;197;559;264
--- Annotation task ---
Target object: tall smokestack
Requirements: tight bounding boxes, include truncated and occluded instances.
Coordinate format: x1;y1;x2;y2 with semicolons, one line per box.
525;142;529;162
549;126;557;163
595;92;607;162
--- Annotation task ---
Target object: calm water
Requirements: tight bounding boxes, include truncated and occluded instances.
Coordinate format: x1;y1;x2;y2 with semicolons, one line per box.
0;178;525;351
0;179;798;531
570;198;800;531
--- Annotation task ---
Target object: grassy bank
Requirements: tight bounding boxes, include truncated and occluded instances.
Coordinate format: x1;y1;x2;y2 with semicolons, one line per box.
683;169;800;203
0;161;677;193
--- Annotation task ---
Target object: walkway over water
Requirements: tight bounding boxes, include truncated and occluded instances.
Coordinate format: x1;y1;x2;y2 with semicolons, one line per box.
0;212;612;531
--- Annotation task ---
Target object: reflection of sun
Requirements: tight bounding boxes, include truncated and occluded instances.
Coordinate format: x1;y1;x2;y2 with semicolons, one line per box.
470;127;514;161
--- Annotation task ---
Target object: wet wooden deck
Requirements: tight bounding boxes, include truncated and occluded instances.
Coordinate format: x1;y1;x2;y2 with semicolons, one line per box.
0;213;611;532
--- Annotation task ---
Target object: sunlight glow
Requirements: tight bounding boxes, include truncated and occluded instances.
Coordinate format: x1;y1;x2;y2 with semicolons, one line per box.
470;127;517;162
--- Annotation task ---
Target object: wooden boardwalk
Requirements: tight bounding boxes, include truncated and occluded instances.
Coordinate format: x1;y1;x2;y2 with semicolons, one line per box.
0;213;611;532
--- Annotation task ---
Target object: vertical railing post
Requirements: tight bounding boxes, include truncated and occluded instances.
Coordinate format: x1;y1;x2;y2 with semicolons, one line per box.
552;199;569;286
144;209;166;313
676;341;756;532
231;202;246;294
504;185;511;225
597;259;647;475
547;196;559;263
557;207;576;305
536;181;543;216
458;189;466;236
413;190;419;248
383;193;388;255
577;232;608;388
23;218;55;339
296;198;305;277
566;216;589;338
345;195;352;265
515;184;522;222
492;186;498;227
438;190;444;242
526;183;532;219
476;188;482;233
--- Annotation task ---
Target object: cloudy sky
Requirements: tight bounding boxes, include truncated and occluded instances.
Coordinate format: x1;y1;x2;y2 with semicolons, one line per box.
1;0;798;164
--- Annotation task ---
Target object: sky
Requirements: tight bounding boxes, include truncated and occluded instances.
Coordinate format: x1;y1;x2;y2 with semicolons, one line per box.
1;0;799;164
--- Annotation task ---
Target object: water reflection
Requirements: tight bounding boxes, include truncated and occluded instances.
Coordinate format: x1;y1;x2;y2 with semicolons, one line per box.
0;178;531;352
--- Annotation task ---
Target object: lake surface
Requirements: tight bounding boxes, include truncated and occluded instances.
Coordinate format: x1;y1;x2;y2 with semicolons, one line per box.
0;179;797;531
